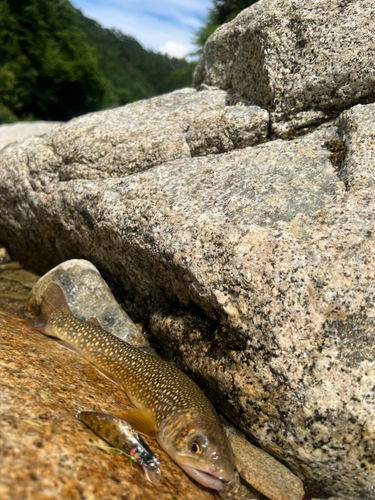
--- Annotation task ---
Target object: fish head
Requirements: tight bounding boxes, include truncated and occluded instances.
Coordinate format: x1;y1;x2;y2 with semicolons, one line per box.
158;410;235;490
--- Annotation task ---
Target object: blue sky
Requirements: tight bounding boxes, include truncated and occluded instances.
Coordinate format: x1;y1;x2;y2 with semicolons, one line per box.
70;0;213;58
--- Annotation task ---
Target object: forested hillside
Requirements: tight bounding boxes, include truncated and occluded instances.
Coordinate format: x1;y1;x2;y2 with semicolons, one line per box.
0;0;195;123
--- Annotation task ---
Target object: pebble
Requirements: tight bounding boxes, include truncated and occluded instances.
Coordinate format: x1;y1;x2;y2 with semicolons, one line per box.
229;434;304;500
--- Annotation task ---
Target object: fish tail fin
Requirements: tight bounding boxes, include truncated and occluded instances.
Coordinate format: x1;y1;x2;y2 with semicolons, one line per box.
40;283;69;317
25;283;69;335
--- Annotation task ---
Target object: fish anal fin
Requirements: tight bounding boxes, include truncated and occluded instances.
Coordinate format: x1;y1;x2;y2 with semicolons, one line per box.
55;340;81;355
86;317;101;326
114;409;157;438
95;366;119;386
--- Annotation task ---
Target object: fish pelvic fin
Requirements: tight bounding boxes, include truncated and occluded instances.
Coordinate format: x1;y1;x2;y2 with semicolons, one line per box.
114;409;158;439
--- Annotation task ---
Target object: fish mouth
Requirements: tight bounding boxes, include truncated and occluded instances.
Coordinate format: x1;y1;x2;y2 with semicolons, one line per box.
180;465;225;490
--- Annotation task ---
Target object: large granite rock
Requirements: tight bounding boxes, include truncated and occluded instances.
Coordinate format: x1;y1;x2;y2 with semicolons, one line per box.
1;0;375;495
4;88;267;183
193;0;375;136
1;94;375;498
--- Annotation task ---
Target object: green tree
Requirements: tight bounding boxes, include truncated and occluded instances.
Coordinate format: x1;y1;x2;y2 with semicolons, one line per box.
193;0;259;53
0;0;111;122
0;0;195;123
77;14;194;107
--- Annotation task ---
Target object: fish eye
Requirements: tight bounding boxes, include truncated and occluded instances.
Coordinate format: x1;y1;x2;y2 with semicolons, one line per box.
189;435;208;455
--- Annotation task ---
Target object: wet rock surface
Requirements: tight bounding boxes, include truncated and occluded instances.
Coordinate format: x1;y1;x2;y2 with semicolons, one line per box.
193;0;375;136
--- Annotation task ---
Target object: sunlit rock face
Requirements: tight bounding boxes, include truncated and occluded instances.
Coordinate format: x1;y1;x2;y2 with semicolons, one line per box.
0;121;62;150
0;1;375;497
194;0;375;136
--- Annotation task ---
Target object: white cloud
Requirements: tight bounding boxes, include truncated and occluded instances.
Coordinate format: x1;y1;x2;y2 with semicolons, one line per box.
71;0;211;55
159;40;189;58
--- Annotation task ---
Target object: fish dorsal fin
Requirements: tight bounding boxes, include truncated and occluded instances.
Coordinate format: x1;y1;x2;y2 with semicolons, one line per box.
86;317;101;326
40;283;69;318
114;409;158;438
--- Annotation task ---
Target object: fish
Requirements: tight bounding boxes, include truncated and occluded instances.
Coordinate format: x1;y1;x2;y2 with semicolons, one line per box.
27;283;235;490
77;411;161;484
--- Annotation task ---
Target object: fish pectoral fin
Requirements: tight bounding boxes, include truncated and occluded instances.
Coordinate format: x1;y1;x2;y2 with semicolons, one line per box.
86;317;101;326
114;409;158;438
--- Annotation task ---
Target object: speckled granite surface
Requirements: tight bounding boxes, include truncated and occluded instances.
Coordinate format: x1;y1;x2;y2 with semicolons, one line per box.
193;0;375;136
1;3;375;493
1;102;375;498
4;88;267;183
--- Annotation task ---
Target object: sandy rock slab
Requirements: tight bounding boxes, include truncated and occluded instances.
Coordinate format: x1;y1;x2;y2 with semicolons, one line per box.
228;434;304;500
0;309;216;500
194;0;375;136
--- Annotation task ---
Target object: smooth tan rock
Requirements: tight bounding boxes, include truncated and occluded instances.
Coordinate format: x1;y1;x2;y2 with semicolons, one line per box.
228;434;304;500
25;259;148;349
1;269;40;289
0;309;216;500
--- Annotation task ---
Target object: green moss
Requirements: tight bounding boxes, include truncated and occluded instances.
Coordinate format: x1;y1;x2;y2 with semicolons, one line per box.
325;139;347;168
284;126;314;140
185;306;245;353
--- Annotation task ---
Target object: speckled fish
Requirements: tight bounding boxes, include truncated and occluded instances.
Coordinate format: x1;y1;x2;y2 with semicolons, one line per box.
27;283;235;490
76;411;160;483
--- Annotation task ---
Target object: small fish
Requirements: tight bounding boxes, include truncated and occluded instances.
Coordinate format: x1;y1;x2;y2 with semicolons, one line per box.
27;283;235;490
77;411;161;483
